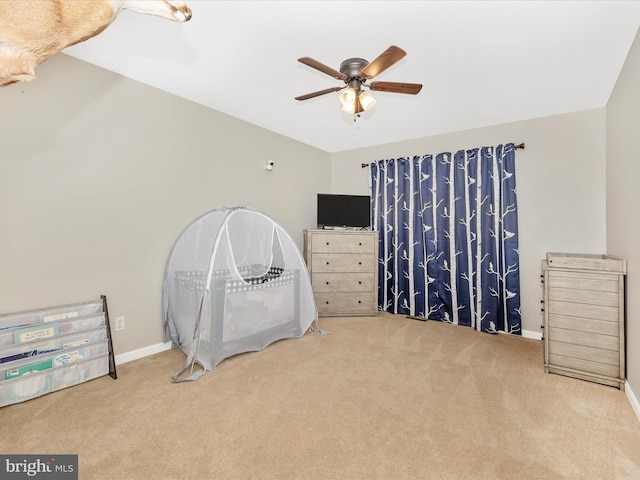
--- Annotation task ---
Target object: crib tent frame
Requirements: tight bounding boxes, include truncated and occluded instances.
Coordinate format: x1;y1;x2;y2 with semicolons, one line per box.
162;207;318;381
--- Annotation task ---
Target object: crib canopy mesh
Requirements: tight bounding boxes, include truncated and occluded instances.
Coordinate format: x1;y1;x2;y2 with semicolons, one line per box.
162;207;318;380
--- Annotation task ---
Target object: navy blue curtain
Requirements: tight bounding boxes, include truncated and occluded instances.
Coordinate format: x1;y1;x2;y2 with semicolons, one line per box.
370;144;521;334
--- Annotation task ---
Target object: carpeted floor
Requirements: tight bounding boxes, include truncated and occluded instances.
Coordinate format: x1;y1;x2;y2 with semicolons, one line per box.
1;313;639;479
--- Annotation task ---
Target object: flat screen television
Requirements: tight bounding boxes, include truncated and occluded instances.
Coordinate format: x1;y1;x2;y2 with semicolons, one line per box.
317;193;371;229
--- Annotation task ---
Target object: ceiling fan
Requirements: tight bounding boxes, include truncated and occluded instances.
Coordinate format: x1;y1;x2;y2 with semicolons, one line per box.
295;45;422;115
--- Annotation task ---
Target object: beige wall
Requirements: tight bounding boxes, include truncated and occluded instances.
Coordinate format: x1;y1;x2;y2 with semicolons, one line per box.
606;28;640;394
0;54;331;355
331;109;608;337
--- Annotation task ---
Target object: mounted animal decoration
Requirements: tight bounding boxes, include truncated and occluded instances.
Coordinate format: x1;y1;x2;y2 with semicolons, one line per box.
0;0;192;87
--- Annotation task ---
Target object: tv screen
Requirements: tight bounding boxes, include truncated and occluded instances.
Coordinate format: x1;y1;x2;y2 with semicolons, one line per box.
317;194;371;228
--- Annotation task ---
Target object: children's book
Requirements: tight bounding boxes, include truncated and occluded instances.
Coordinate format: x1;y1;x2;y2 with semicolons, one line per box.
13;323;59;344
5;358;53;380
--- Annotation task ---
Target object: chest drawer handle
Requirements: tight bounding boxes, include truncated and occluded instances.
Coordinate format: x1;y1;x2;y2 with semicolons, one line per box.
325;301;329;304
358;262;362;265
358;281;362;284
326;281;330;285
326;242;330;246
358;300;362;304
326;261;330;265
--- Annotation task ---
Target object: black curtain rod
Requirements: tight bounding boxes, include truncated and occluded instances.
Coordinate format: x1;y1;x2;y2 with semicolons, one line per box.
360;142;525;168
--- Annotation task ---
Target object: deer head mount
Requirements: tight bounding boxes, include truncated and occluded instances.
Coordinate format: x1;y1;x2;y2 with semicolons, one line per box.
0;0;192;87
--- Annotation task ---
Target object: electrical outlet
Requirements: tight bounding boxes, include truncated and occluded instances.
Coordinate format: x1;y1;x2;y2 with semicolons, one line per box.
115;316;125;331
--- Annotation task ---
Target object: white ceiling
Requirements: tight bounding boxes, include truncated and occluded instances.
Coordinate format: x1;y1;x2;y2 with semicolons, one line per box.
62;1;640;153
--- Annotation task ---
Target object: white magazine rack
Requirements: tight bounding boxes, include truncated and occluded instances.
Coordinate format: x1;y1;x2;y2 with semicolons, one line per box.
0;296;117;407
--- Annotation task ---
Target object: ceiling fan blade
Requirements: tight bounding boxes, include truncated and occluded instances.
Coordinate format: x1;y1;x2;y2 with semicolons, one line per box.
298;57;348;81
295;86;343;101
369;81;423;95
360;45;407;79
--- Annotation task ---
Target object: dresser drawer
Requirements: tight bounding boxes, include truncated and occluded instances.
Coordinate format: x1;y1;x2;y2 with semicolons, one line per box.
547;271;620;293
311;233;375;254
548;354;621;379
547;300;619;322
548;314;619;336
548;287;619;307
315;292;376;316
311;253;375;273
548;327;619;351
311;273;374;292
548;340;619;366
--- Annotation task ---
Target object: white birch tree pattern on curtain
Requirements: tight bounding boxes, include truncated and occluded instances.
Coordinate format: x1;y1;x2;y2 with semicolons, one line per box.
370;144;521;334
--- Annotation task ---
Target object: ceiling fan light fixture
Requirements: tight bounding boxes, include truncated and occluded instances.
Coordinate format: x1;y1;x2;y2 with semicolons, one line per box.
339;87;357;108
359;91;376;111
340;102;356;114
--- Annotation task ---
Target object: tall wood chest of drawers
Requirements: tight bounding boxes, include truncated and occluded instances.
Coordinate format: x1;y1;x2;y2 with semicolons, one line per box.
304;229;378;316
541;252;626;390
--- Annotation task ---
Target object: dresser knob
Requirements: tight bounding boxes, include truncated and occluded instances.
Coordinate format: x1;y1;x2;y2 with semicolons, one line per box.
358;262;362;265
326;281;329;285
326;242;330;245
325;301;329;304
358;300;362;304
358;281;362;284
326;262;330;265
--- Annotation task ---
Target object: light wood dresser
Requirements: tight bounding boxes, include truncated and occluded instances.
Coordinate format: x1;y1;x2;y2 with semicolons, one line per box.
304;229;378;316
541;252;626;390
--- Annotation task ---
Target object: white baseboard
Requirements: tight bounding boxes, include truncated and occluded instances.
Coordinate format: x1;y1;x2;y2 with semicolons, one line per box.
114;341;172;365
117;331;544;364
626;381;640;424
522;329;542;340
